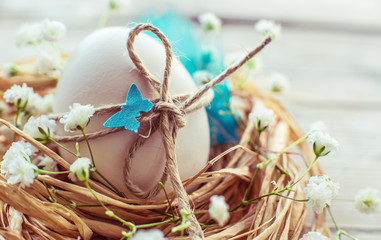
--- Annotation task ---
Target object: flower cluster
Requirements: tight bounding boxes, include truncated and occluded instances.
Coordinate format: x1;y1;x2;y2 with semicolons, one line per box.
4;83;55;116
1;141;38;188
60;103;95;132
255;19;281;39
208;195;230;226
23;115;57;143
308;130;339;157
3;19;67;78
69;157;92;182
2;63;21;79
16;19;66;46
304;175;340;214
198;12;222;33
249;108;276;133
268;72;290;93
354;187;380;214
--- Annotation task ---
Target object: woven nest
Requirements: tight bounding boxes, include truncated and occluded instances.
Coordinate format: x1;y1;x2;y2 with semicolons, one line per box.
0;27;329;240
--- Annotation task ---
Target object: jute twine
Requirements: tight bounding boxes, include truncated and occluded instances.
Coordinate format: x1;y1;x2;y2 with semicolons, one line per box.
47;24;272;239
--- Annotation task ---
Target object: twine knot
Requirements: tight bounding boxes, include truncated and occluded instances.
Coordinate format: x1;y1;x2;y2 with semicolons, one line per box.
154;101;186;128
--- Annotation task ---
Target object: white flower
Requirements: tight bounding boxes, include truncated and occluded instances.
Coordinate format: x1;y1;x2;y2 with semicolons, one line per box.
37;155;57;172
249;108;276;132
269;73;290;93
15;23;42;47
2;63;21;79
2;156;37;188
3;83;35;109
304;175;340;214
308;131;339;157
69;157;92;182
23;115;56;143
39;19;66;42
354;187;380;214
60;103;95;132
37;51;62;76
254;19;281;39
208;195;229;226
1;141;38;188
198;12;222;33
193;70;213;85
299;231;330;240
131;229;167;240
2;141;37;172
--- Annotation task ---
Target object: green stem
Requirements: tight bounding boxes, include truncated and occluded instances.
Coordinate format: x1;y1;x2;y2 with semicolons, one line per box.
274;193;308;202
328;205;340;231
38;169;70;175
242;167;259;202
259;135;308;169
289;156;319;189
136;219;175;229
42;181;56;203
93;169;125;197
49;137;78;157
80;128;95;167
84;180;136;234
159;182;175;219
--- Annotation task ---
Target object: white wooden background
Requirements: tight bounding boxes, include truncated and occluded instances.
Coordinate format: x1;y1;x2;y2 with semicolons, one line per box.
1;0;381;239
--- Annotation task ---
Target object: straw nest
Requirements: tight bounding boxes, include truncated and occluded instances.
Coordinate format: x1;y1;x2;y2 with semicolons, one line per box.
0;54;329;240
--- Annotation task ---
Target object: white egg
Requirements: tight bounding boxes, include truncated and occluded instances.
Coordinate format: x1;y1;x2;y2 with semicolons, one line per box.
53;27;210;198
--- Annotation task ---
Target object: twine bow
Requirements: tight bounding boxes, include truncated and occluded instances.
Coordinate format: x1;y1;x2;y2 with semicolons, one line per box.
123;24;272;239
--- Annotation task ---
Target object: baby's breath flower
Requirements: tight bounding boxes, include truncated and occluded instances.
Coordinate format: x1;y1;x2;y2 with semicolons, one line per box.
2;141;37;172
2;63;21;79
304;175;340;214
269;73;290;93
308;131;339;157
39;19;66;42
198;12;222;33
2;156;38;188
15;23;42;47
249;108;276;133
1;141;38;188
37;155;58;172
254;19;281;39
354;187;380;214
4;83;34;109
299;231;330;240
208;195;229;226
193;70;213;85
131;229;167;240
60;103;95;132
23;115;56;143
37;51;62;76
69;157;91;182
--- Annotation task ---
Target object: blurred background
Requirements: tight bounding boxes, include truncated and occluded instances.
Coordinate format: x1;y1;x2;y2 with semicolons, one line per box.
1;0;381;239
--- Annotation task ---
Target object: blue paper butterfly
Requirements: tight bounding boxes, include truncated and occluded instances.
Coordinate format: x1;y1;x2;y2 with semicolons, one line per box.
103;83;155;133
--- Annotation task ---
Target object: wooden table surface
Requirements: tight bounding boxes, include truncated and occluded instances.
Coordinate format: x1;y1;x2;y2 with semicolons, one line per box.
1;0;380;239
